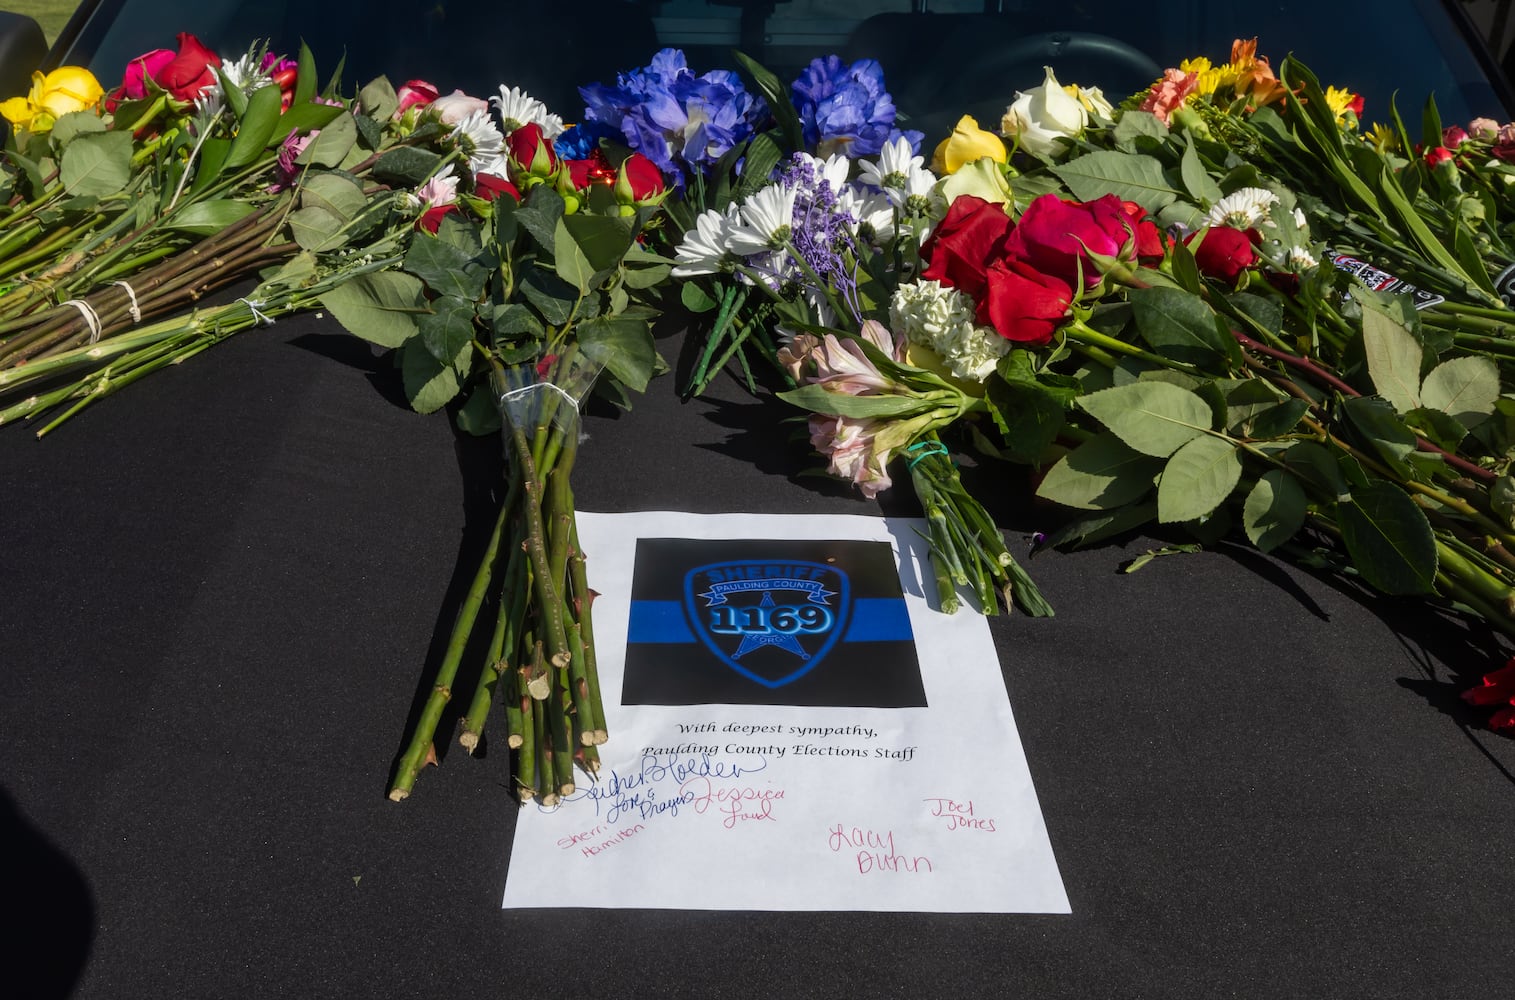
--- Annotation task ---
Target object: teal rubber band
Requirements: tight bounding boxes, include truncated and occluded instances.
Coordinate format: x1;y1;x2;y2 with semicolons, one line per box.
905;440;949;468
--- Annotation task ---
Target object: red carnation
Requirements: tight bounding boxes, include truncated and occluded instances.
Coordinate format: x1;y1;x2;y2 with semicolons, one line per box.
919;195;1012;302
1424;145;1454;169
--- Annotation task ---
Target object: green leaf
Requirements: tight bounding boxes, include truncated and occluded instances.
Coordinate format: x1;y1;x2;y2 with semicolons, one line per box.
1076;380;1213;457
985;365;1068;464
188;137;231;197
162;199;257;236
358;77;399;122
778;384;941;421
59;131;132;197
419;295;477;369
214;66;248;118
49;110;107;145
271;100;345;145
623;260;672;289
519;267;578;326
293;40;318;108
1248;399;1311;439
681;282;720;313
1052;151;1179;214
491;302;545;340
1405;406;1470;450
562;212;637;272
1492;474;1515;530
735;131;785;199
287;205;348;251
1360;300;1422;412
1420;93;1443;153
1041;502;1158;549
1179;135;1223;207
1282;440;1347;499
516;185;565;251
1228;291;1283;340
553;218;596;293
296;112;357;168
1035;432;1163;510
1243;470;1307;552
1168;240;1203;294
1336;479;1438;595
399;338;462;414
300;171;367;221
319;271;426;348
1111;111;1169;152
1128;285;1243;371
373;147;442;186
455;383;503;436
580;315;657;393
404;232;488;301
1420;355;1499;427
1157;435;1242;523
732;50;804;152
1341;395;1422;480
225;84;283;170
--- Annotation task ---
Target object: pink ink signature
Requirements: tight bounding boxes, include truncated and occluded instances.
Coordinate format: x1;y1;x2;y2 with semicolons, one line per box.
827;824;933;875
679;776;783;829
924;797;997;832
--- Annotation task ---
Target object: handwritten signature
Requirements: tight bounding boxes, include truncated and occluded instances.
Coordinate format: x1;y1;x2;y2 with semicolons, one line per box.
578;752;768;825
827;824;933;875
924;797;997;832
680;776;783;828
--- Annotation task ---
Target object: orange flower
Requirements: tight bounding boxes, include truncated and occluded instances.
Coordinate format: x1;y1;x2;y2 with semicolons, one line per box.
1229;37;1287;107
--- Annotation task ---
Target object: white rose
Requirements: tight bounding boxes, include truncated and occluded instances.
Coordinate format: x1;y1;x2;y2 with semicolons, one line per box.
1000;66;1088;156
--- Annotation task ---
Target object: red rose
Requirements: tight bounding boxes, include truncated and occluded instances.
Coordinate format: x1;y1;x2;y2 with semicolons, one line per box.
919;195;1013;302
156;33;221;103
977;258;1074;345
1462;659;1515;731
418;204;459;233
474;172;520;203
617;152;666;203
1120;201;1165;264
1442;125;1469;149
1495;140;1515;164
1186;225;1258;286
507;123;559;181
1005;193;1136;289
1424;145;1454;168
566;159;597;191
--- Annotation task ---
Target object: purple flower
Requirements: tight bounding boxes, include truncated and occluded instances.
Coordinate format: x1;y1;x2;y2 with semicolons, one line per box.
790;55;922;159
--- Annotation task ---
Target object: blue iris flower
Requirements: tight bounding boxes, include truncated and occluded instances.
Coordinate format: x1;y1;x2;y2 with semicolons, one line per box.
579;48;768;188
790;55;922;158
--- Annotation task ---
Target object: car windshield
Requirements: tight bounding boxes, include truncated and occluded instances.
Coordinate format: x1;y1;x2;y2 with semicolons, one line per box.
49;0;1509;133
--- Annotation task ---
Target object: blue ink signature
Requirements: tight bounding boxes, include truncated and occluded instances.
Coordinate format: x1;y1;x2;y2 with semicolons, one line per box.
569;752;769;825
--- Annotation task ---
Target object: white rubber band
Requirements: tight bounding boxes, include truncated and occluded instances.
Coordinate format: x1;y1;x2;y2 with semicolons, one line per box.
238;297;274;326
62;298;103;344
498;382;581;412
110;280;142;323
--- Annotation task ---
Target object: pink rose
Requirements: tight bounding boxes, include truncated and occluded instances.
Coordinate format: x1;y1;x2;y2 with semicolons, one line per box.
393;79;439;119
428;89;489;125
113;49;174;102
1442;126;1470;149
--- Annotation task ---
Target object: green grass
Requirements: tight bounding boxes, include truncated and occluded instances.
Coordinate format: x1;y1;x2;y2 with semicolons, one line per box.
6;0;79;46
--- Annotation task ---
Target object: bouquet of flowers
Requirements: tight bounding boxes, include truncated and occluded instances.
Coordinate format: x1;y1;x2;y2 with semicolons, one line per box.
0;34;474;434
311;85;669;802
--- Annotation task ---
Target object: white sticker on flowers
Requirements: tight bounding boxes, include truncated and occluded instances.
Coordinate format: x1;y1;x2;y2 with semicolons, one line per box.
502;511;1070;913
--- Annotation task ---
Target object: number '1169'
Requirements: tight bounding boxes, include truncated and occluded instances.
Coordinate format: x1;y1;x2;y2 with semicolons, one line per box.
708;604;832;635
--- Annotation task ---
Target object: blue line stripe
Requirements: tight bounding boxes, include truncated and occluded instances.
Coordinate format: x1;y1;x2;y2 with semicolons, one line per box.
626;598;914;644
627;601;695;643
846;598;914;641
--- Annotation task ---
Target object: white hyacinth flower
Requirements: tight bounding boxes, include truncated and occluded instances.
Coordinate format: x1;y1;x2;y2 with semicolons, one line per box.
492;85;564;138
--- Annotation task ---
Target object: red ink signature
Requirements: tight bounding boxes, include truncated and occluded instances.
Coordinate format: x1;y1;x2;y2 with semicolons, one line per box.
679;776;783;829
924;797;997;832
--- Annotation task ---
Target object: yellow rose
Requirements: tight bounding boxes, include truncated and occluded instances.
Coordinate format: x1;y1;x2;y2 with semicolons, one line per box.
0;66;105;134
930;115;1007;175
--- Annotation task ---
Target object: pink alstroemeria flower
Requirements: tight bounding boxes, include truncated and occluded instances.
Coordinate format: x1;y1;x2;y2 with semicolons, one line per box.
809;414;894;498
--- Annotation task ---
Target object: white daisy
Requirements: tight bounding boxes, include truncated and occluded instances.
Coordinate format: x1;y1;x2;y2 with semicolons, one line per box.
671;205;742;277
492;85;564;138
450;109;506;177
1286;245;1319;270
858;135;924;194
1206;186;1279;229
839;187;896;248
728;185;799;257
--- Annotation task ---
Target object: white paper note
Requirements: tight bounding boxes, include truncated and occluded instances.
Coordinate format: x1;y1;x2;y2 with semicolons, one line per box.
502;511;1070;913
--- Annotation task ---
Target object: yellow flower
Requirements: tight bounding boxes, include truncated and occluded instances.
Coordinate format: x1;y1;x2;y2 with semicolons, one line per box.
931;115;1006;175
1324;85;1360;125
0;66;105;134
1364;122;1400;153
